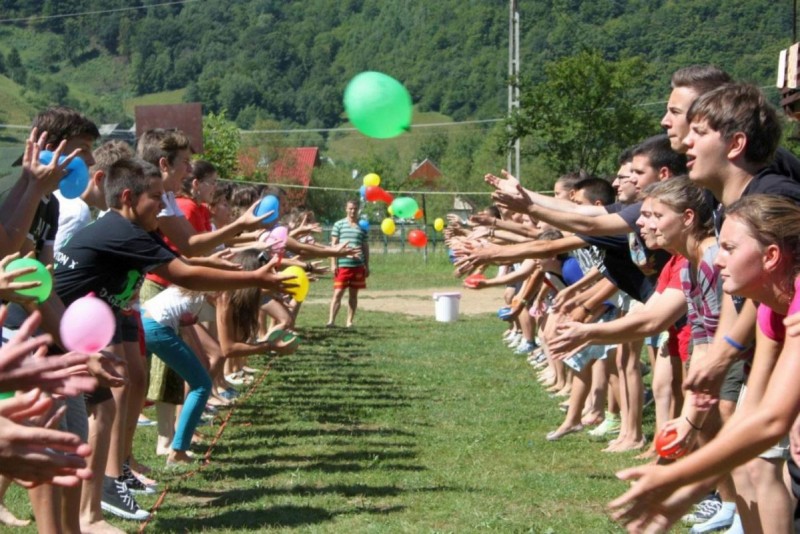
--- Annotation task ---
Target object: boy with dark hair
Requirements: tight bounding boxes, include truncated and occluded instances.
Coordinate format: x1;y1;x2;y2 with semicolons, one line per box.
53;157;294;522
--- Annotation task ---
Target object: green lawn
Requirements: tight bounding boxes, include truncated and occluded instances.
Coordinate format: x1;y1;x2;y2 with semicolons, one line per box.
4;252;639;533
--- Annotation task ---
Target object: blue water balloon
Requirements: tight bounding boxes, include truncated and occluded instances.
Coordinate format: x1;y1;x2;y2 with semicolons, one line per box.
39;150;89;199
255;195;280;224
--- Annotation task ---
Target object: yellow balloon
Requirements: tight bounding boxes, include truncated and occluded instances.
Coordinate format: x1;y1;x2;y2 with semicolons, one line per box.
363;173;381;187
281;265;309;303
387;206;394;216
381;218;396;236
434;217;445;232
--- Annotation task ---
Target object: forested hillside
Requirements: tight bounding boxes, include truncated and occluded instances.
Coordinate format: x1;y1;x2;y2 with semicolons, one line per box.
0;0;795;128
0;0;796;200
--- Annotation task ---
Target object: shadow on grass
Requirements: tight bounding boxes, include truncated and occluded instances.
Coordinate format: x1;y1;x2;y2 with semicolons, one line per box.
154;503;408;531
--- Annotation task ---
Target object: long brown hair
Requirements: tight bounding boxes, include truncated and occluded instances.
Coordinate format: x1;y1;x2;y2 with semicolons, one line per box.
226;249;263;341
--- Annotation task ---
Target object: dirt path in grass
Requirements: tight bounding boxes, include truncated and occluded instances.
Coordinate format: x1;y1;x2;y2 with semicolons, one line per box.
305;285;507;317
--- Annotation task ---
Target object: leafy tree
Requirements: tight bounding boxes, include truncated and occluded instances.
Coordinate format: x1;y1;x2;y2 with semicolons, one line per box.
505;50;658;175
6;47;26;85
202;111;241;180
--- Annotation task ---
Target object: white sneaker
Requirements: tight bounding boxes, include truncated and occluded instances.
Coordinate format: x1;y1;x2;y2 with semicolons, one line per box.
690;502;735;533
514;341;536;355
505;333;522;347
724;514;743;534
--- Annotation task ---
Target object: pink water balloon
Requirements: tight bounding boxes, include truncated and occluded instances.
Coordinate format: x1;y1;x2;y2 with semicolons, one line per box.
259;225;288;251
60;292;115;353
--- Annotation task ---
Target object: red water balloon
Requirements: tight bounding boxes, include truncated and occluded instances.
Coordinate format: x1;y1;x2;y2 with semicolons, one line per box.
365;186;394;204
407;229;428;248
655;428;687;459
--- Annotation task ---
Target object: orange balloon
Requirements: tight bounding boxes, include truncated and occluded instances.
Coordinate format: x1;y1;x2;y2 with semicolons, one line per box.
414;209;424;220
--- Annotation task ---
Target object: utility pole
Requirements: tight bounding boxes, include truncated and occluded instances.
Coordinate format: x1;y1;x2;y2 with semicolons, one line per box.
508;0;521;181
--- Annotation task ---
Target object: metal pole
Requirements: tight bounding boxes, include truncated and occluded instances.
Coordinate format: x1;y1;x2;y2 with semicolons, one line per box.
508;0;521;181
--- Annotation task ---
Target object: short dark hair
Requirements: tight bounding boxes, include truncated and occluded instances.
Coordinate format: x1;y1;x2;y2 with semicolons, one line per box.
574;177;615;205
104;158;159;209
555;169;590;191
32;106;99;147
670;65;732;96
136;128;192;167
632;134;687;175
618;146;635;166
182;159;217;195
687;83;781;166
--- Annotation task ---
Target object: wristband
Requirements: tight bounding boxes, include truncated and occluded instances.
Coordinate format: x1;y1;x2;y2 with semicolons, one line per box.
685;416;702;431
723;335;746;352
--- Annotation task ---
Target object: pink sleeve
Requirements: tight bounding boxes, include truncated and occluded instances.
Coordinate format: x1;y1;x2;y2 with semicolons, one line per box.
757;304;783;341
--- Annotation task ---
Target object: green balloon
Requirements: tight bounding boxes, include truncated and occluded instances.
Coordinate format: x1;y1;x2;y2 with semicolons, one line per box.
344;71;413;139
391;197;419;219
5;258;52;303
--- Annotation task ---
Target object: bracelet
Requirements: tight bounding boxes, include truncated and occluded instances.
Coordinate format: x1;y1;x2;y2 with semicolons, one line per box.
520;298;529;306
685;416;702;431
722;335;746;352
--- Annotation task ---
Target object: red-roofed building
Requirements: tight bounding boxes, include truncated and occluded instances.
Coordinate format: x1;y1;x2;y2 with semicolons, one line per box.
408;158;442;187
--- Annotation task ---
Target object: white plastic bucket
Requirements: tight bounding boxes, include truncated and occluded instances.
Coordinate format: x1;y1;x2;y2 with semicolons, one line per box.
433;292;461;322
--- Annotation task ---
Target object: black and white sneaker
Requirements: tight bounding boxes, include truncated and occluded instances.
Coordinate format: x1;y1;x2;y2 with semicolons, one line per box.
101;475;151;521
122;462;156;495
682;492;721;525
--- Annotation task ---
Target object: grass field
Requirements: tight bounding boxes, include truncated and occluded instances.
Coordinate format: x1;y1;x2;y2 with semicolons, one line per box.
3;251;641;533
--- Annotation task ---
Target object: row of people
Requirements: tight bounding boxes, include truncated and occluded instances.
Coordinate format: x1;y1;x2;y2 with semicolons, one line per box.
0;108;356;532
452;66;800;533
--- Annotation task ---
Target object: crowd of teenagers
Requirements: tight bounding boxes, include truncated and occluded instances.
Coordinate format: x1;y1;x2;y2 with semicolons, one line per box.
450;65;800;534
0;107;366;532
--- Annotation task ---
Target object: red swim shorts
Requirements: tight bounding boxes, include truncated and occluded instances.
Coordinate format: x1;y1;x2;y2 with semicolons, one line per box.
334;265;367;290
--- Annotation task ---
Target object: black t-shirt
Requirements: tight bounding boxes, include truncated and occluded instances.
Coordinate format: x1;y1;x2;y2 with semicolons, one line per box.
576;232;657;303
4;195;60;330
605;200;671;277
54;211;177;311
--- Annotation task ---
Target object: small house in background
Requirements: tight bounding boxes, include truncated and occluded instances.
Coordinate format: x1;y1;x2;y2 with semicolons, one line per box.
408;158;442;187
452;195;477;222
268;147;320;209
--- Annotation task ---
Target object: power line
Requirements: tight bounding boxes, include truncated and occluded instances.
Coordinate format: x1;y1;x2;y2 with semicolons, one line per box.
0;0;197;24
242;118;503;135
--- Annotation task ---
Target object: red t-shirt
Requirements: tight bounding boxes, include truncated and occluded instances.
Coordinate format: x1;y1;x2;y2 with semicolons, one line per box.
176;197;212;233
656;255;691;362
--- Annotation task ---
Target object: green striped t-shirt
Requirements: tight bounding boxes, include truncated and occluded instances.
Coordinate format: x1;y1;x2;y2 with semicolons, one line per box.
332;218;366;267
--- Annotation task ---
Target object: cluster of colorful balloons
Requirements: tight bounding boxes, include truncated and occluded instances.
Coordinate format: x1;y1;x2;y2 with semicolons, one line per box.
343;71;413;139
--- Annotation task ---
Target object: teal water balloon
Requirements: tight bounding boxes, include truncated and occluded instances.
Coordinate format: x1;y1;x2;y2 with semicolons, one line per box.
344;71;413;139
390;197;418;219
5;257;52;303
